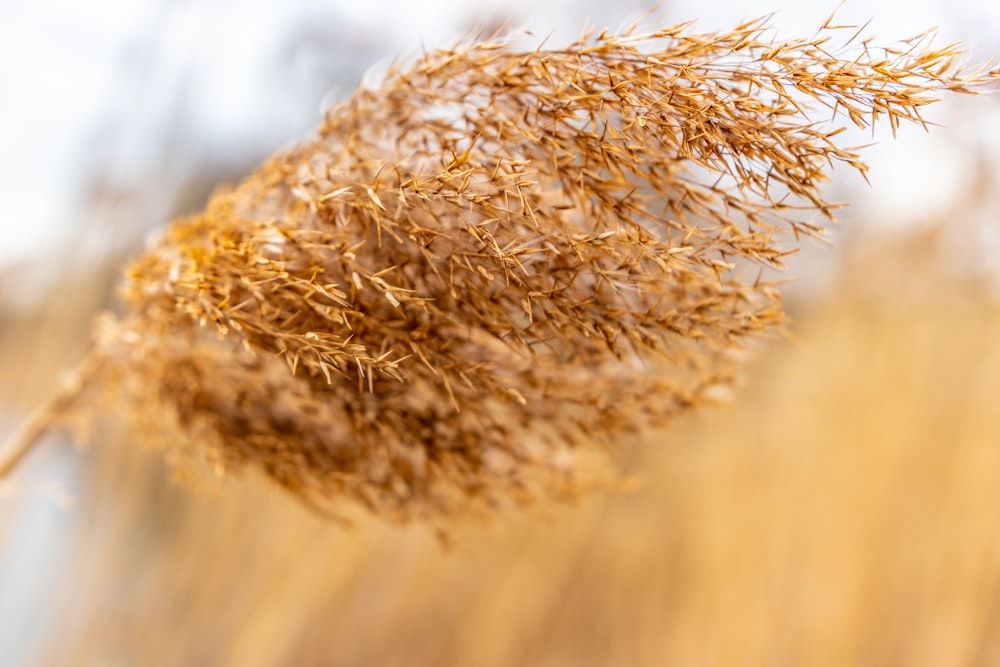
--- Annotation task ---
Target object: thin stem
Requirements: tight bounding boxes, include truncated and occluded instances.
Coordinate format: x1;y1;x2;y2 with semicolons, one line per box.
0;353;97;479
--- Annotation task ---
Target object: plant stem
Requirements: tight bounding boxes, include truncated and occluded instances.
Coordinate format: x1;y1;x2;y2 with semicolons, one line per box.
0;353;96;479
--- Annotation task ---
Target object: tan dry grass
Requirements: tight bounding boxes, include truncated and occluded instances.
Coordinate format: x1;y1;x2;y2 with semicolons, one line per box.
12;16;990;523
4;14;1000;667
32;216;1000;666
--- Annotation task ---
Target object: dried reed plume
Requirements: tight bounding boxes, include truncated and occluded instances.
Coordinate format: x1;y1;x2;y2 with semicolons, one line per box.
4;16;998;522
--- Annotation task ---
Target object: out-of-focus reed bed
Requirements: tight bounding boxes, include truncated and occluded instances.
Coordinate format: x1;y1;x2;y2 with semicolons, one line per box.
4;16;1000;666
26;172;1000;665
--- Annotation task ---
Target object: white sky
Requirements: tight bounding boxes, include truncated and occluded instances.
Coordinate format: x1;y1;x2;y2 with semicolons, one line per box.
1;0;998;268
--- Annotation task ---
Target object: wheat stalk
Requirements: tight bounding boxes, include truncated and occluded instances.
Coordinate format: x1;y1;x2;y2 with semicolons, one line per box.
3;16;998;522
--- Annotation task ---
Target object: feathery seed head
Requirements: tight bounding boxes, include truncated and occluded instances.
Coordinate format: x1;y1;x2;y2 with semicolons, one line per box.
88;17;1000;522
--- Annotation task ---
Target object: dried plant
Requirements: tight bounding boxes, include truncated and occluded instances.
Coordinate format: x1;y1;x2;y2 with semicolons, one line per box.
3;16;998;522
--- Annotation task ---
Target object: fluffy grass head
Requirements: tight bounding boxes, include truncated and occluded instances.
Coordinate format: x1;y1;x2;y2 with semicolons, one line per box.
87;16;998;522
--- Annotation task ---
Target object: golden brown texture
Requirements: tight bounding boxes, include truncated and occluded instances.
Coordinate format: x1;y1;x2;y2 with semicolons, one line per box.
38;213;1000;667
76;17;998;521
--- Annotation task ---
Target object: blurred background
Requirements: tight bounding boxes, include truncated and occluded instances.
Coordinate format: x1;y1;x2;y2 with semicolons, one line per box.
1;1;1000;665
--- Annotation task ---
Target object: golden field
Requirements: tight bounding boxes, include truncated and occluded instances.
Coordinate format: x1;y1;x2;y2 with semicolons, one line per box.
1;212;998;666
